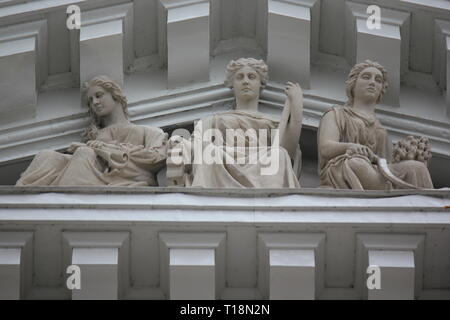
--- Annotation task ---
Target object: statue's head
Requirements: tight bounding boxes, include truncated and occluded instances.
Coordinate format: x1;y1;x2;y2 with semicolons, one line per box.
83;75;128;118
81;76;128;141
345;60;388;106
224;58;269;101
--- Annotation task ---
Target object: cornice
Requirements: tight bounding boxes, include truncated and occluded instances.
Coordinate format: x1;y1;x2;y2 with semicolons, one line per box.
0;189;449;224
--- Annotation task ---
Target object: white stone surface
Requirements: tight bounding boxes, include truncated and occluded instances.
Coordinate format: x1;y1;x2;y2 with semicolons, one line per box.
82;3;134;72
0;248;21;300
268;0;318;88
63;231;129;300
0;19;47;123
356;233;425;300
72;248;119;300
0;232;32;300
0;190;447;300
269;249;315;300
159;232;226;299
169;248;215;300
258;232;325;300
368;250;415;300
447;36;450;112
0;38;36;121
80;20;123;86
159;0;210;87
433;19;450;115
0;20;48;87
70;3;134;87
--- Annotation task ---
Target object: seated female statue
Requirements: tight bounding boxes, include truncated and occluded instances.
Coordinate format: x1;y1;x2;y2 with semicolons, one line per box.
167;58;303;188
318;60;433;190
16;75;167;186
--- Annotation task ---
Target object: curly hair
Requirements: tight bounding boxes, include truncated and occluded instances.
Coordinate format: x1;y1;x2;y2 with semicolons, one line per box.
392;136;432;166
345;60;388;106
224;58;269;90
81;75;129;142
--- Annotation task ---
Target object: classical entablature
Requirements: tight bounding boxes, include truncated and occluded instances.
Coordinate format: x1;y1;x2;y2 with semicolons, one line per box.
0;187;449;300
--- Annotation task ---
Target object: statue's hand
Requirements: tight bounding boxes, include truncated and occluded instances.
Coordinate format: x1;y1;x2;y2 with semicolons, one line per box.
346;144;377;163
284;82;303;105
166;135;192;186
86;140;105;149
67;142;85;154
167;135;192;164
168;135;184;150
86;140;120;151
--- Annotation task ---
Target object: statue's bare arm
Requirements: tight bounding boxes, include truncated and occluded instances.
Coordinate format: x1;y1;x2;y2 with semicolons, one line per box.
278;82;303;160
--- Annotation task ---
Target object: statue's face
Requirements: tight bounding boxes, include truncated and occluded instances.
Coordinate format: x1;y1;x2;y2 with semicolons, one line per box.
87;85;116;117
232;65;261;101
353;66;383;103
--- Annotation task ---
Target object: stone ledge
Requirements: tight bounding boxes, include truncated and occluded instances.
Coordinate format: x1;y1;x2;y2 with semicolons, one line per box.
1;185;449;198
0;187;448;225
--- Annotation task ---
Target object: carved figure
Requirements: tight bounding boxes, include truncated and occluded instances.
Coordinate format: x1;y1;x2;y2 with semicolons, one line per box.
318;60;433;190
167;58;302;188
16;76;167;186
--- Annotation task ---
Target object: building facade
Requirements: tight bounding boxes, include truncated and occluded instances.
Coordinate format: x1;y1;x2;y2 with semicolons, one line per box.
0;0;449;299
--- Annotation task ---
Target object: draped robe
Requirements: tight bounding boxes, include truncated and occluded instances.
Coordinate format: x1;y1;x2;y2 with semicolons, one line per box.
16;124;167;187
183;110;300;188
319;106;433;190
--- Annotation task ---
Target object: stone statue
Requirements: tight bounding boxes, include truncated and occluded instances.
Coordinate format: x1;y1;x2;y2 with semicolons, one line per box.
16;75;168;186
318;60;433;190
166;58;303;188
